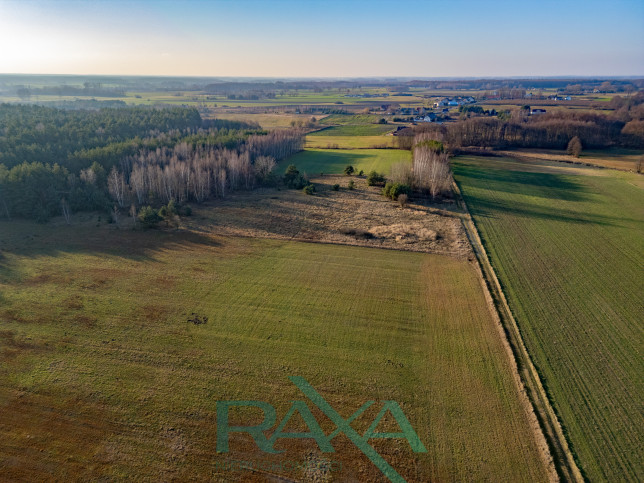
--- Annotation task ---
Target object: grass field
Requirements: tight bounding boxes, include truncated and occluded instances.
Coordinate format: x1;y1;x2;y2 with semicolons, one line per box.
310;124;393;136
280;148;410;175
453;155;644;482
305;135;395;149
0;221;549;481
497;148;644;172
318;114;385;125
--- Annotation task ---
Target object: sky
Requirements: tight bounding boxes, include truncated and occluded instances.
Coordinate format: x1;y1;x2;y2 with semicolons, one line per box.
0;0;643;78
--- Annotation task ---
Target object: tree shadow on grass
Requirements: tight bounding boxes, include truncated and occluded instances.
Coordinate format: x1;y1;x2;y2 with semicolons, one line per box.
0;220;221;279
462;195;624;227
453;164;642;227
453;164;590;203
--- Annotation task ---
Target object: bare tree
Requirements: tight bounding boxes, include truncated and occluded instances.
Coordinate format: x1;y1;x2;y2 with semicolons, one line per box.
254;155;276;184
130;164;146;204
61;198;71;224
107;167;127;207
129;204;137;228
111;205;120;225
80;167;97;185
412;138;452;199
567;136;583;158
217;169;227;198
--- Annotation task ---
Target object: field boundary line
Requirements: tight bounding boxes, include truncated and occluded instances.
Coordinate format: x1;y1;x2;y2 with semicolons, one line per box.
452;179;584;483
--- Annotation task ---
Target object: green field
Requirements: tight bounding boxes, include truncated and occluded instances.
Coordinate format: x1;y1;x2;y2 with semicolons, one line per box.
0;221;549;481
318;114;386;125
310;124;393;136
306;134;395;149
453;155;644;482
281;148;410;175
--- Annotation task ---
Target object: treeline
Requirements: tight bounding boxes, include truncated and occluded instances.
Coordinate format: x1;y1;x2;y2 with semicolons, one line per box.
15;83;126;98
403;110;644;150
407;78;644;91
0;129;304;222
110;130;303;206
12;99;129;110
0;104;203;170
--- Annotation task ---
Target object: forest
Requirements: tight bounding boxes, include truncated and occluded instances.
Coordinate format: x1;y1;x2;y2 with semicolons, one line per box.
0;104;303;222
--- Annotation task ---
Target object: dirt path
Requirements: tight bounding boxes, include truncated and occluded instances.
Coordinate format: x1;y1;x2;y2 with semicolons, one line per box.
452;180;584;483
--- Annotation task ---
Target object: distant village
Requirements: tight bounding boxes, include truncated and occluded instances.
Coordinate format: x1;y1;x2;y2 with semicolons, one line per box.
380;96;477;123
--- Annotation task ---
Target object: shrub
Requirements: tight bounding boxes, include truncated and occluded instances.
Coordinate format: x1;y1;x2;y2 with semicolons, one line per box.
303;184;315;195
366;170;386;186
331;183;340;191
348;180;355;190
283;164;309;189
383;182;411;200
188;313;208;325
137;206;162;227
344;165;355;176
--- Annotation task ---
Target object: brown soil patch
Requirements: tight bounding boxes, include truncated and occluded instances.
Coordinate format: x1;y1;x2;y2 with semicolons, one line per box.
139;304;172;323
0;390;117;481
23;272;71;287
0;330;48;363
64;295;84;310
186;176;472;259
73;314;98;328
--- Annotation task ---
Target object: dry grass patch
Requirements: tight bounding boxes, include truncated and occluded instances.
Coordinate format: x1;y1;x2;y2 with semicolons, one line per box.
186;175;470;258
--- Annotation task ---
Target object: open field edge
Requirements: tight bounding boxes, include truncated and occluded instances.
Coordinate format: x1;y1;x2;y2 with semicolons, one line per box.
452;180;583;483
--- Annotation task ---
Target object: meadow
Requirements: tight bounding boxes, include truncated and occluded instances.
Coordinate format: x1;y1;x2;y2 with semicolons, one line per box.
0;220;550;481
310;124;393;136
318;114;386;125
305;134;395;149
279;148;410;175
452;155;644;482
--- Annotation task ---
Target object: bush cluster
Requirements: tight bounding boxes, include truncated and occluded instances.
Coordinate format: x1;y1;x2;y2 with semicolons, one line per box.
283;164;309;189
383;182;411;200
366;170;386;186
137;200;191;228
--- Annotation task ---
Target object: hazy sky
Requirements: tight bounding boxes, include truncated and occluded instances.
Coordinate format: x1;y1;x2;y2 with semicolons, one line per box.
1;0;643;77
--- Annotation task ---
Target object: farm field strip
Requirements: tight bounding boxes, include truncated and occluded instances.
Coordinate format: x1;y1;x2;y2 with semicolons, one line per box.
305;134;394;149
279;148;410;175
0;221;550;481
453;155;644;482
309;124;394;136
